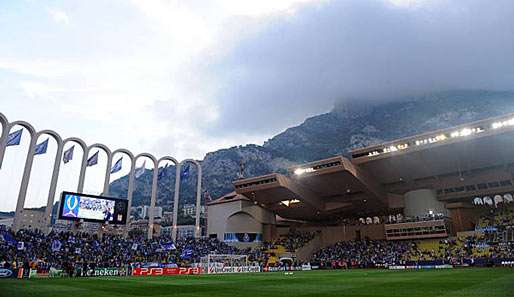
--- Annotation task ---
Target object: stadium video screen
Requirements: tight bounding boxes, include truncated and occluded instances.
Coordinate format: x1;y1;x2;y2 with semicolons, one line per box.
58;191;128;224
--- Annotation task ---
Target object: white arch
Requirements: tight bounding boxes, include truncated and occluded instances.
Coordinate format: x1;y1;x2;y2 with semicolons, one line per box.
0;112;9;169
473;197;483;205
8;121;37;230
483;196;493;206
111;148;135;235
0;113;200;239
134;153;159;239
494;195;503;207
61;137;88;192
179;159;202;238
80;143;112;195
34;129;64;232
157;156;181;241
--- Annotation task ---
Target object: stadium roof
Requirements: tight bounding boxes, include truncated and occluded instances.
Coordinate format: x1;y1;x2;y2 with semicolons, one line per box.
233;113;514;221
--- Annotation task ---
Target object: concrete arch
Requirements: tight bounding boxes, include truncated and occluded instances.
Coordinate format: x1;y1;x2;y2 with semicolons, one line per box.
8;121;38;229
111;148;135;235
0;112;7;127
179;159;203;239
80;143;112;196
158;156;181;241
62;137;88;192
134;153;159;239
226;211;261;234
494;195;503;207
0;112;9;169
33;130;64;232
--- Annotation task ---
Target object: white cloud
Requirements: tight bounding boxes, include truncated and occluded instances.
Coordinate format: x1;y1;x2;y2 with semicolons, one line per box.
47;7;70;25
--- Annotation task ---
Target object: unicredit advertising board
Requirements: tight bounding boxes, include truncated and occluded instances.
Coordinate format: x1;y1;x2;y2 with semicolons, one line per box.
132;267;203;276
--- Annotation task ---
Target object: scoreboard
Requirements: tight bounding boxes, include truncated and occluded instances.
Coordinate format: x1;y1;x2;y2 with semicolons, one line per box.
58;191;128;224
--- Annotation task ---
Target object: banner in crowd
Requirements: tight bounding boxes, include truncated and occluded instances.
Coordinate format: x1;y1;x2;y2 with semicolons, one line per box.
0;269;13;278
132;267;202;276
223;233;262;243
207;266;261;274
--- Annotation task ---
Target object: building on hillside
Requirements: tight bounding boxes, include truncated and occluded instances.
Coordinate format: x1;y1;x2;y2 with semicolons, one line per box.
182;204;206;218
0;217;13;228
176;225;196;239
143;206;163;219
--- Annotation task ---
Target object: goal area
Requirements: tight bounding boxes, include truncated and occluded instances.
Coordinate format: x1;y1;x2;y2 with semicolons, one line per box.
200;254;249;269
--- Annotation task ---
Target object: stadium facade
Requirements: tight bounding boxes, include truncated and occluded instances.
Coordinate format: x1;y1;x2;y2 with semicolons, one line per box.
208;113;514;249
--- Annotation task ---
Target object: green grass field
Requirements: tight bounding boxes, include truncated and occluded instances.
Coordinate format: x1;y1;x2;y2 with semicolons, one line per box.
1;268;513;297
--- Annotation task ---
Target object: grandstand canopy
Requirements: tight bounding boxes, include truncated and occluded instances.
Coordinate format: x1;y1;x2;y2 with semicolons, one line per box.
233;113;514;222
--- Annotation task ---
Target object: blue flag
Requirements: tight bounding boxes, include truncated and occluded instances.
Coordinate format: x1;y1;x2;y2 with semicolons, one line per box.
111;157;123;174
161;241;176;251
34;138;49;155
87;151;99;167
135;160;146;179
6;129;23;146
180;248;193;259
51;239;61;252
180;165;190;180
0;231;17;246
158;164;169;180
63;145;74;163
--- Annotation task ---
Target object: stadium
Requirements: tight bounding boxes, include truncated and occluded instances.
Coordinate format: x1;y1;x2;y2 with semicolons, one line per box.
2;1;514;296
1;113;514;296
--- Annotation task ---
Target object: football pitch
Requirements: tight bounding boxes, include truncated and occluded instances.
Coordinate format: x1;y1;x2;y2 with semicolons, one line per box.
1;268;513;297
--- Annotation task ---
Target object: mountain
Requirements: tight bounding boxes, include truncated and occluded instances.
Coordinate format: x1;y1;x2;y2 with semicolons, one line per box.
109;90;514;209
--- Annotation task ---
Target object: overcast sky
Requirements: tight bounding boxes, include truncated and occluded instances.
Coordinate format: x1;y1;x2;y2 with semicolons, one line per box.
1;0;514;211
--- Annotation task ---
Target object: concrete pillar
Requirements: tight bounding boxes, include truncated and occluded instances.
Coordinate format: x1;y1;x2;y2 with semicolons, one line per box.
147;162;159;239
194;162;202;238
124;161;136;237
13;134;37;230
43;133;64;232
0;114;8;170
171;163;181;241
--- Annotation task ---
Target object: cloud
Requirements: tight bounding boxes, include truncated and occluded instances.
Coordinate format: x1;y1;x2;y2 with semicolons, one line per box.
200;0;514;137
47;8;70;25
2;0;514;163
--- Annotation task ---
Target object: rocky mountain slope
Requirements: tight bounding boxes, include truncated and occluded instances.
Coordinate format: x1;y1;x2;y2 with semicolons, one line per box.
109;90;514;209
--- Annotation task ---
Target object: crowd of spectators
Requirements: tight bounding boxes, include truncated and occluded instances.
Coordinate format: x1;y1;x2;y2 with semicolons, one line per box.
262;231;315;252
2;203;514;276
311;240;412;268
0;227;254;275
311;237;514;268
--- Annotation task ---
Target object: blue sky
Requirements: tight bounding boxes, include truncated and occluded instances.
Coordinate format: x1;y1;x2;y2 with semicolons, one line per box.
1;0;513;211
